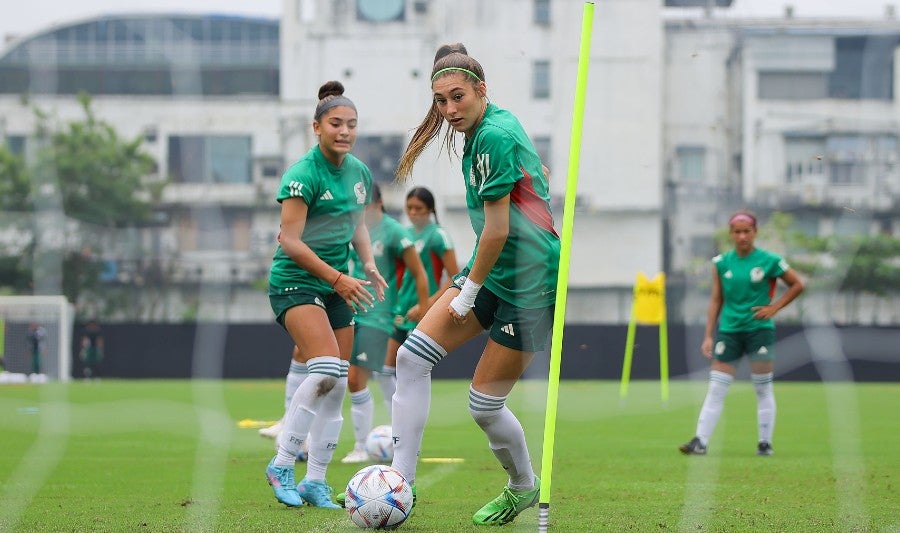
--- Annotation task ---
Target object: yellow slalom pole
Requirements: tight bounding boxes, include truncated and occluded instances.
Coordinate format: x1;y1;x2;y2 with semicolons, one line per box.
660;304;670;404
620;306;637;401
538;3;594;531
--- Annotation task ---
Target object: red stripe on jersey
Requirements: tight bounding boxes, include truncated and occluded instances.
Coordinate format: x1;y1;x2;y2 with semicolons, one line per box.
395;258;405;287
429;251;444;286
768;278;776;300
510;167;559;237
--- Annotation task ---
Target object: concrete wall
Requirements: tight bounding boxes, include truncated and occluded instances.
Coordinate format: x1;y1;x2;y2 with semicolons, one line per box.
70;322;900;382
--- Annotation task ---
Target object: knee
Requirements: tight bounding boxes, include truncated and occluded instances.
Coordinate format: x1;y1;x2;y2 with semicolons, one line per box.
396;344;434;376
314;375;339;396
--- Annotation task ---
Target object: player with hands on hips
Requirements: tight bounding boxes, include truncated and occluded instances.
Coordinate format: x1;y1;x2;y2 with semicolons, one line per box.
681;209;804;457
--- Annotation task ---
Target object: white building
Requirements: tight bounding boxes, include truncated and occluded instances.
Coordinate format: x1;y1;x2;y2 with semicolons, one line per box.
1;1;897;323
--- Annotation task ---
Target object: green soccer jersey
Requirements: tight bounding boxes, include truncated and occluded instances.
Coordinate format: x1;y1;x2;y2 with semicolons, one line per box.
713;247;790;332
393;222;455;330
268;146;372;295
461;103;560;309
351;215;415;334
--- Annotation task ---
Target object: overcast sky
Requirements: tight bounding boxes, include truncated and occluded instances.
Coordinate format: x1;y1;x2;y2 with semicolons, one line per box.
0;0;894;45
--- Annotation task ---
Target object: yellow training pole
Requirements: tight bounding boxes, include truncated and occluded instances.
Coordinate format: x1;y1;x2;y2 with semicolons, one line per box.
538;3;594;531
620;306;637;400
660;301;670;404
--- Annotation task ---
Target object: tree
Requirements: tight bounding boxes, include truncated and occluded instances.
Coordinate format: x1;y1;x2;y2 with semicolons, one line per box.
0;93;158;309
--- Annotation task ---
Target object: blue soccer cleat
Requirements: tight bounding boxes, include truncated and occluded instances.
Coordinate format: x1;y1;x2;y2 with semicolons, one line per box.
265;458;303;507
297;477;341;509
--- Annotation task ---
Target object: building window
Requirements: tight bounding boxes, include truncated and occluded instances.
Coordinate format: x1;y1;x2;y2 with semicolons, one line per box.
533;60;550;99
534;0;551;25
829;36;899;100
825;134;898;186
168;135;252;184
675;145;706;181
531;136;551;169
180;208;251;251
784;136;825;183
4;135;26;156
759;71;828;100
356;0;405;22
352;135;404;185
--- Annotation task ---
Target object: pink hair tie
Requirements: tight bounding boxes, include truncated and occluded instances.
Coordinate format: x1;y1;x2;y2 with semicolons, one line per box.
729;214;755;225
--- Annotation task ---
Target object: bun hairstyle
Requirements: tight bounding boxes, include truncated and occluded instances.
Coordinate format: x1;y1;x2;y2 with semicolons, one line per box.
395;43;486;181
314;80;357;121
406;186;438;223
431;43;485;83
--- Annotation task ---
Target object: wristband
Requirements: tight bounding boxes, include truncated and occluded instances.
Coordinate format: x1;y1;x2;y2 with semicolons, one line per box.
332;272;343;287
450;278;481;316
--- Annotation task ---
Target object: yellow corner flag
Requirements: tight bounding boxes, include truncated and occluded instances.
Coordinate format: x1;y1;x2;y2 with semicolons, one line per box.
620;272;669;404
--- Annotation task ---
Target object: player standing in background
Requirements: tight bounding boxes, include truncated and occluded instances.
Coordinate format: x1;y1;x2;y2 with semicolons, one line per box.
680;209;804;456
27;322;46;377
265;80;387;509
341;183;431;464
373;186;460;417
79;319;104;380
387;43;560;526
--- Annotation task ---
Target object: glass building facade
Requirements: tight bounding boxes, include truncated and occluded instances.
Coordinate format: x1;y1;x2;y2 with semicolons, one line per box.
0;15;279;96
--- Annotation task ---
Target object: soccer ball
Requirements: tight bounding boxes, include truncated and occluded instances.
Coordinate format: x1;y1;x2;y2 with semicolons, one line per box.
365;425;394;462
345;464;413;530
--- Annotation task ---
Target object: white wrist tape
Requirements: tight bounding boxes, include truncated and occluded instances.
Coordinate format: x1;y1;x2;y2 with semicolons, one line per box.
450;278;481;316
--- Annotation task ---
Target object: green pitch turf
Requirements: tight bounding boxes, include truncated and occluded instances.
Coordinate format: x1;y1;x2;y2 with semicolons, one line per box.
0;379;897;532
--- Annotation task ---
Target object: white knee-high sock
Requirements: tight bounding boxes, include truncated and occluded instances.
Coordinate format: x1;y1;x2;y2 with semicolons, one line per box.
468;386;535;490
695;370;733;446
752;372;776;444
390;330;446;484
284;360;308;412
374;365;397;414
350;387;374;449
305;359;347;481
275;356;341;467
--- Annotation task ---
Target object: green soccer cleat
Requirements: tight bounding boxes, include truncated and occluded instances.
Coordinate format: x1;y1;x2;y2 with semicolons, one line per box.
472;477;540;526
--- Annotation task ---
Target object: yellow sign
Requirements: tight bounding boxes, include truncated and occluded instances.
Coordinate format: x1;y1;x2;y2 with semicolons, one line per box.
633;272;666;325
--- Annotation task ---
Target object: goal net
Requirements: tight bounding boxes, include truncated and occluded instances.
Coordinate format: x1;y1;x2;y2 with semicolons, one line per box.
0;296;74;382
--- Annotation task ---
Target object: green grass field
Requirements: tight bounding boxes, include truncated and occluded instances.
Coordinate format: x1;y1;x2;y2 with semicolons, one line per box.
0;379;897;532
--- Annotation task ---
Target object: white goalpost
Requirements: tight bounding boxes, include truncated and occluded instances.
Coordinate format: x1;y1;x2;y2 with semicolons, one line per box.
0;295;75;383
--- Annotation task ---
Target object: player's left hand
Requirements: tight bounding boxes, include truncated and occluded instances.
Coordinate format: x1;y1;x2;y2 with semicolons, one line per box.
364;264;388;302
751;305;777;320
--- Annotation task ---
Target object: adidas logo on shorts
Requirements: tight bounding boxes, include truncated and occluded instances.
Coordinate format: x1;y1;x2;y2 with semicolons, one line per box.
500;323;516;336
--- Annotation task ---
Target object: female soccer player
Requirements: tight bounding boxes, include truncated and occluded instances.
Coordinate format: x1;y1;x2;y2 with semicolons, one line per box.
371;186;461;416
341;183;431;464
680;209;804;456
390;43;560;526
265;80;387;508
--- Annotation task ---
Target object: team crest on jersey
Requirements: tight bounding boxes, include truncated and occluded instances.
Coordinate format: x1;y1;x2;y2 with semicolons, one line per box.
750;267;764;283
372;240;384;257
354;182;366;204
